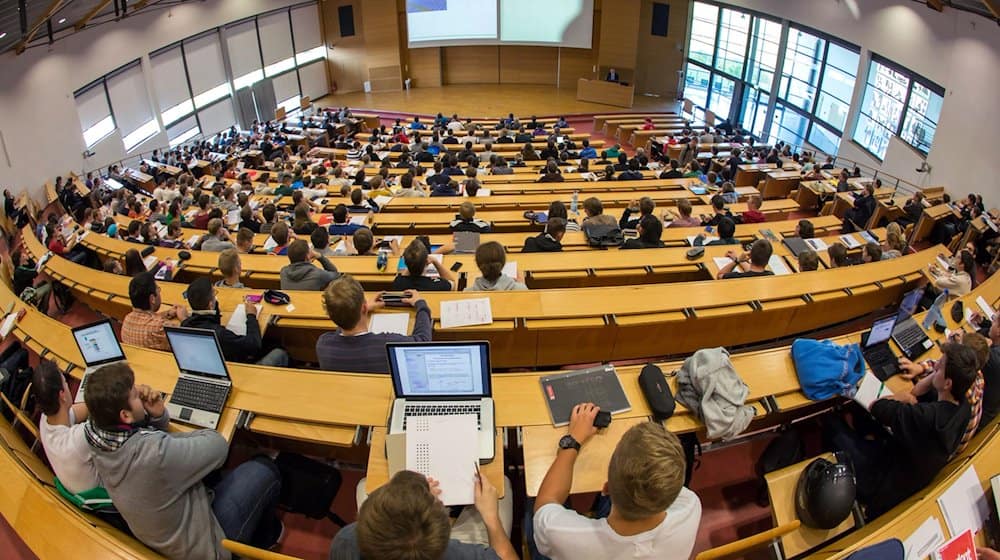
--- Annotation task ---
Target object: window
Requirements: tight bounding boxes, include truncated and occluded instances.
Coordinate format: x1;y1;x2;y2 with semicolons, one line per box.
264;57;297;78
689;2;718;66
684;62;710;108
185;32;231;108
900;81;943;155
744;17;780;91
708;74;735;118
808;122;840;154
122;119;160;152
161;100;195;126
106;63;159;152
168;116;201;148
814;43;858;131
169;126;200;147
258;11;295;77
295;45;325;66
75;84;116;148
779;28;824;112
233;69;264;91
83;116;116;148
226;21;263;90
193;83;231;109
853;59;909;159
150;46;193;126
714;8;749;78
741;87;769;137
770;103;809;147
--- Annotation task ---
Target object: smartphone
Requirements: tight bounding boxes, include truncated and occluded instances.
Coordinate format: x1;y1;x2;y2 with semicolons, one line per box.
704;225;714;234
450;261;463;272
376;240;392;249
246;294;263;304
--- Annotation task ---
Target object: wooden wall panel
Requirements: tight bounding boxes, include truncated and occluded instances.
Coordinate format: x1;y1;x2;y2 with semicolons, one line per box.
558;47;597;87
635;0;689;97
409;47;442;87
442;46;499;84
499;46;557;85
362;0;402;91
597;0;640;81
322;0;367;94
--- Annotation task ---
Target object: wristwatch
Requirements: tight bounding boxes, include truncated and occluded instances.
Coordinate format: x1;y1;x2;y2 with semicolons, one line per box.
558;434;581;452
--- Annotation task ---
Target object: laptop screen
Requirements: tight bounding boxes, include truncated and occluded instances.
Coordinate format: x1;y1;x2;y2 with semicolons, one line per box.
896;288;923;322
164;327;229;379
867;316;896;347
72;320;125;367
387;342;491;398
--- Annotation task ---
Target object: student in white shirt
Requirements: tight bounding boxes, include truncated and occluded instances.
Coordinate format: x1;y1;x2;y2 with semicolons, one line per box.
531;405;702;560
34;360;100;495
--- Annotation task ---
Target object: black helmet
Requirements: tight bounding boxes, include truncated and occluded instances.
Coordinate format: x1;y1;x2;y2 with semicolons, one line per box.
795;457;856;529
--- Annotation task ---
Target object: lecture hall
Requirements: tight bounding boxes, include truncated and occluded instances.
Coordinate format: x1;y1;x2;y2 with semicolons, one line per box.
0;0;999;558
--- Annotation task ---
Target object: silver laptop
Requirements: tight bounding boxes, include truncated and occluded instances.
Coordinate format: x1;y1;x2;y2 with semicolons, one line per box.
387;342;495;462
71;319;126;404
163;327;232;430
453;231;481;254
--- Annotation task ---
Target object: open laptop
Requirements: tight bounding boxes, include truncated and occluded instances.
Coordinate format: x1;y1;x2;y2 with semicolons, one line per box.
386;341;495;462
891;287;933;361
71;319;126;404
861;315;900;381
163;326;232;430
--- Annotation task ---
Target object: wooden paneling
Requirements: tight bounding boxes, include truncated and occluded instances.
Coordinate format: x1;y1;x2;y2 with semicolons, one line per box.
362;0;402;91
558;47;597;87
635;0;689;97
409;47;442;87
598;0;640;76
499;46;557;85
322;0;366;94
442;46;499;84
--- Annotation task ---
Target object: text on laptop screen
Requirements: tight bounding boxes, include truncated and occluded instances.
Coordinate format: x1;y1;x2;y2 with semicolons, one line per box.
868;317;896;347
73;322;124;364
166;330;228;378
390;344;489;397
897;288;923;321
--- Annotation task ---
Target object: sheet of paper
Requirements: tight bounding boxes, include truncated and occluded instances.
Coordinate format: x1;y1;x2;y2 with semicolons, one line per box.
0;313;17;339
478;188;491;196
937;256;951;271
374;195;393;208
440;298;493;329
839;234;861;249
349;215;368;226
502;261;517;280
332;239;347;254
263;236;278;252
805;238;829;251
187;234;201;247
713;257;734;271
405;415;478;506
369;313;410;335
687;236;719;246
768;255;792;275
853;372;885;409
142;255;159;271
226;304;249;336
937;465;989;536
976;296;995;319
383;235;403;245
226;209;241;225
903;517;945;560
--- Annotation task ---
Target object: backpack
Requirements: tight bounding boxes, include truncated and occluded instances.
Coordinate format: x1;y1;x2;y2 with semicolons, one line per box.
584;224;624;247
274;453;347;526
791;339;865;400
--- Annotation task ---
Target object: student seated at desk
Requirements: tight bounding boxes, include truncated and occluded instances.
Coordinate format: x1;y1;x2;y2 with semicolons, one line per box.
617;160;644;181
467;241;527;291
897;191;925;227
716;239;774;279
215;249;244;289
538;161;564;183
84;362;283;557
330;470;516;560
700;195;739;227
742;195;767;224
121;272;188;351
620;197;655;230
190;194;213;229
182;277;289;366
530;410;701;560
431;178;461;199
826;343;976;520
201;218;235;252
861;242;882;263
664;199;701;228
393;239;456;292
798;249;820;272
317;276;431;373
347;188;377;214
622;215;665;250
327;204;365;237
695;217;739;246
523;217;567;253
280;239;340;291
659;159;684;180
451;202;492;234
881;222;908;260
928;249;975;297
581;197;618;232
827;242;850;268
579;139;597;160
796;219;815;239
842;183;876;233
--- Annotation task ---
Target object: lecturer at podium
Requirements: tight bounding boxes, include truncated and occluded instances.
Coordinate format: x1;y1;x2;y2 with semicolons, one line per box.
606;67;620;83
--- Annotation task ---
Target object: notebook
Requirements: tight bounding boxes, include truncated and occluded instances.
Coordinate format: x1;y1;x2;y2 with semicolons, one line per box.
540;365;631;427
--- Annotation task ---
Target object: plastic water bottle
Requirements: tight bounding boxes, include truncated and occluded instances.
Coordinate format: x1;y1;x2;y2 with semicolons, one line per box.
571;190;579;214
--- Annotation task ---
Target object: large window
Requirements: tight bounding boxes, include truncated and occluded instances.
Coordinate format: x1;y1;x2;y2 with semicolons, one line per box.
689;3;718;66
713;9;750;78
744;17;781;92
778;29;823;112
900;82;943;155
75;83;116;149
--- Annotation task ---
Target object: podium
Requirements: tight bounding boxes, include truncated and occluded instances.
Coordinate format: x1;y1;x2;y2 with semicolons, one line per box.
576;78;635;108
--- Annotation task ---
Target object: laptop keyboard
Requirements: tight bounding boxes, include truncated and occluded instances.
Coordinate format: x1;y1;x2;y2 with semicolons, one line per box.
895;323;926;349
403;404;481;430
171;379;228;413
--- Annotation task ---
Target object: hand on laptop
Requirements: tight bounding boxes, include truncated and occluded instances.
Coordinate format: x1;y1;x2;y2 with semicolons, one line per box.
897;357;930;380
568;403;599;446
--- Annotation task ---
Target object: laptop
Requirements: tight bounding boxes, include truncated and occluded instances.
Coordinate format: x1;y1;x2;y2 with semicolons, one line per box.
453;231;481;254
163;327;232;430
861;315;901;381
783;237;811;257
891;287;933;361
386;341;496;462
71;319;126;404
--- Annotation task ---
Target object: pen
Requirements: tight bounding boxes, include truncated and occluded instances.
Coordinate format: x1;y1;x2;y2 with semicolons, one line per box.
876;383;885;399
474;462;481;486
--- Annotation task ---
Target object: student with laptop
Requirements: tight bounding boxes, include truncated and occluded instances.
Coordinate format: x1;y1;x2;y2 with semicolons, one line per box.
121;272;188;352
531;409;701;559
84;362;283;558
393;240;457;292
826;343;977;519
317;275;432;373
181;277;289;366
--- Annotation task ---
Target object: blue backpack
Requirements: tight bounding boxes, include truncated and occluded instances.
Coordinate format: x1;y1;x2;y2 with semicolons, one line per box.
791;339;865;401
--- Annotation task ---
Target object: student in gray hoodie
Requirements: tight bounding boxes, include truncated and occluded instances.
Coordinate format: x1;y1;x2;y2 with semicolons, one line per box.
280;239;340;291
84;362;282;559
465;241;527;291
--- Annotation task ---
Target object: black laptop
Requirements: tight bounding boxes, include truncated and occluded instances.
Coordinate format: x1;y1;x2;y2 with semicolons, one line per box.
861;315;901;381
783;237;810;257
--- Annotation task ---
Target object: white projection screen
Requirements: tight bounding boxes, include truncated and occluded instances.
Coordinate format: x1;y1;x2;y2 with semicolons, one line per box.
406;0;593;49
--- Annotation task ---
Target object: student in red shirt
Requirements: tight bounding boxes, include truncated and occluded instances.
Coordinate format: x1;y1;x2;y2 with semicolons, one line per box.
742;195;767;224
46;224;66;255
641;117;655;131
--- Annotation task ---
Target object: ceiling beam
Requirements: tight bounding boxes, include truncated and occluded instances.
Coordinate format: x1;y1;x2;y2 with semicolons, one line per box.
15;0;67;54
980;0;1000;18
75;0;114;31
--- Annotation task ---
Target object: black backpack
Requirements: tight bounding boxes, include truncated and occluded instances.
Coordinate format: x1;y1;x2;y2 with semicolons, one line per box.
274;453;347;526
0;342;32;421
584;224;624;248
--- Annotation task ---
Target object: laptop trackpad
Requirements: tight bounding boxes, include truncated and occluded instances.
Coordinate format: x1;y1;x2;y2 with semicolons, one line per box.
180;408;192;421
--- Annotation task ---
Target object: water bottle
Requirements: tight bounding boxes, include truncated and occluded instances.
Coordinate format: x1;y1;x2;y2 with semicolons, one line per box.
571;190;579;214
376;249;388;272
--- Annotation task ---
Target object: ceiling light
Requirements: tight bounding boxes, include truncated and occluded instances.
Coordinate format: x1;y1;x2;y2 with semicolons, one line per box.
58;17;66;24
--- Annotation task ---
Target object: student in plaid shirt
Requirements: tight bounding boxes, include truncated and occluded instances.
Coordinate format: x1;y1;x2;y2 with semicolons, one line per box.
121;272;188;351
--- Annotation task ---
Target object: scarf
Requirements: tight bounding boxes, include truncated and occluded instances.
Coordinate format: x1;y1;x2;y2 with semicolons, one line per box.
84;420;141;453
